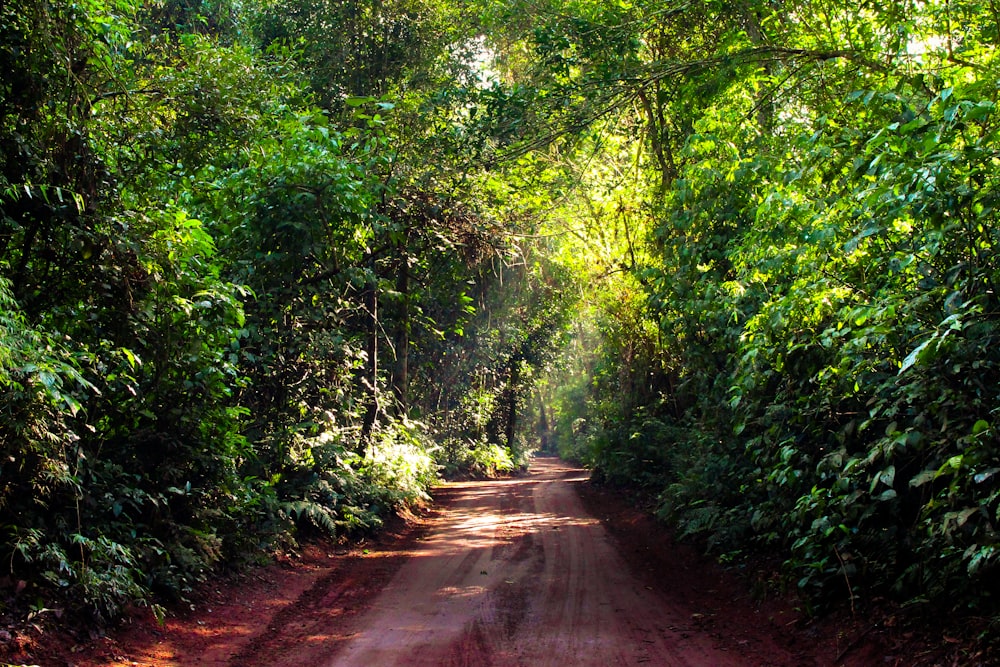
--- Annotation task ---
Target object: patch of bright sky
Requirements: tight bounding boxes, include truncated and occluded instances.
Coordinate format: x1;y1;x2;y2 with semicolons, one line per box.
463;35;501;88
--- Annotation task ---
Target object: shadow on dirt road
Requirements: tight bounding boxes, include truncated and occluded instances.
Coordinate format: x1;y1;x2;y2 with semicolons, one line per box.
35;457;873;667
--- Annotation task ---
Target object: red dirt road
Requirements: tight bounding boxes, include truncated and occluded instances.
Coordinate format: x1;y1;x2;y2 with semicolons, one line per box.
31;457;877;666
329;457;753;666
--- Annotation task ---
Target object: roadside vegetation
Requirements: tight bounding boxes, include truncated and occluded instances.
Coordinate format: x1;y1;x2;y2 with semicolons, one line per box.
531;0;1000;628
1;0;572;626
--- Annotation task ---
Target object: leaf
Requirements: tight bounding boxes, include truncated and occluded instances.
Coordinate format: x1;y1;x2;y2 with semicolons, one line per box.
967;545;997;575
949;507;979;528
844;225;883;252
899;338;933;374
37;370;58;390
62;394;82;417
974;468;1000;484
966;101;994;120
909;469;937;487
899;118;927;134
121;347;140;370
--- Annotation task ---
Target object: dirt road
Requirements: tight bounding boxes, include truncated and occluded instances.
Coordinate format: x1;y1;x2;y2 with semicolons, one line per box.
329;457;750;666
38;458;845;666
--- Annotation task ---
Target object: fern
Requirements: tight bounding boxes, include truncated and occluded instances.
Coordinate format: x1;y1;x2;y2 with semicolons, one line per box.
279;500;339;535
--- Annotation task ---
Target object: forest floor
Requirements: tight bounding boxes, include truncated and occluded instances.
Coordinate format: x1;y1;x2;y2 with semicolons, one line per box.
10;457;988;666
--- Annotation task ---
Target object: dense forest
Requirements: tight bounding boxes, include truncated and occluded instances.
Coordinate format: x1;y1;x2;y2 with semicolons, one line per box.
3;0;1000;637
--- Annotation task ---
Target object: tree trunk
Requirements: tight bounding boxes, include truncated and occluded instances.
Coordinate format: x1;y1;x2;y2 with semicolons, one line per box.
536;389;550;452
360;256;379;444
637;86;676;197
390;253;410;408
504;357;520;450
741;3;774;135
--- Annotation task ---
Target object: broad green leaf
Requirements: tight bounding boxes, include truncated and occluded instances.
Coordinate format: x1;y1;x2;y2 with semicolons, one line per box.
899;338;932;374
909;469;938;487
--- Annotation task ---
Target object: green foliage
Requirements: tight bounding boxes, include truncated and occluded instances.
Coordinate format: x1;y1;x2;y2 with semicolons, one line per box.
356;418;439;506
521;0;1000;622
32;0;1000;633
436;438;517;478
0;0;577;627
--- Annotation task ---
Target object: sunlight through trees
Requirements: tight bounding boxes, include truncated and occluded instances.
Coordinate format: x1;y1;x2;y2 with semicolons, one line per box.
3;0;1000;634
